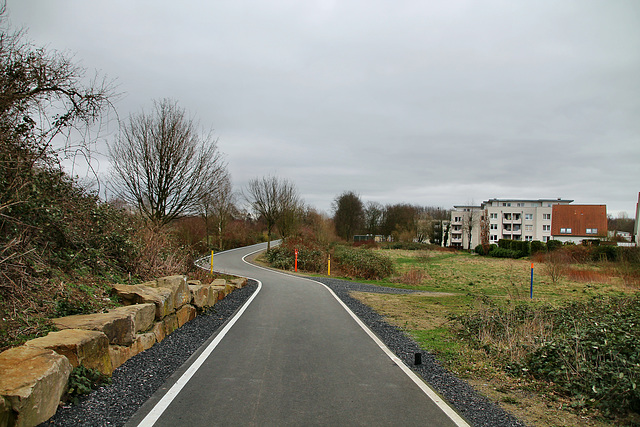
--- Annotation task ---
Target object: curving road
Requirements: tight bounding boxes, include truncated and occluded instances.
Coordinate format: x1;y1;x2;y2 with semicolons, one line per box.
127;242;469;426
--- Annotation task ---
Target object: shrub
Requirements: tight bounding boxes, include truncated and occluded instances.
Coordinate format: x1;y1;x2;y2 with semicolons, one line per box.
380;241;430;250
333;245;394;280
456;295;640;418
546;240;563;252
530;240;546;255
489;247;522;259
398;268;427;285
525;295;640;417
265;237;327;273
66;365;112;404
497;239;529;258
592;245;620;262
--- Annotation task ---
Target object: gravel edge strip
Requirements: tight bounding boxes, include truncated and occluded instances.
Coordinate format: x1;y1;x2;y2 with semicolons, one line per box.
40;281;258;427
313;276;527;427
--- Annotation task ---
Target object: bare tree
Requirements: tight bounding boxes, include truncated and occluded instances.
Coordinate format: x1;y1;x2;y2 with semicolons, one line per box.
480;208;490;249
1;5;113;217
364;201;383;236
108;99;227;226
333;191;364;241
244;176;300;251
463;209;477;251
199;172;236;250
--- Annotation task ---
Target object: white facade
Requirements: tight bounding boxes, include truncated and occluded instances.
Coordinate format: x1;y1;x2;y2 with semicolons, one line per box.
450;198;573;248
449;205;482;249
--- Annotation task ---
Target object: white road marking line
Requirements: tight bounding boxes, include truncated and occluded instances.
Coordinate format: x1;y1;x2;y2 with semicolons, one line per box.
241;254;470;427
135;248;266;427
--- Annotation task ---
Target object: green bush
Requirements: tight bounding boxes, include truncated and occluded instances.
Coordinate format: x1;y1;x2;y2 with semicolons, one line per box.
498;239;530;257
456;295;640;418
265;237;327;273
488;247;521;258
474;244;495;256
66;365;112;404
546;240;563;252
525;295;640;417
530;240;546;255
333;245;394;280
592;245;620;262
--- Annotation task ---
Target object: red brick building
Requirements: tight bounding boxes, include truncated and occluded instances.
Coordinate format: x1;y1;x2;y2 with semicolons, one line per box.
551;204;607;243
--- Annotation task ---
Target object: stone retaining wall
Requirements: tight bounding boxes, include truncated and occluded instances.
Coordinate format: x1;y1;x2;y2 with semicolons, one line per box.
0;275;247;427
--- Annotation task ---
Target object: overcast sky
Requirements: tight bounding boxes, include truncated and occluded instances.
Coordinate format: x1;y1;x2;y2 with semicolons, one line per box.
7;1;640;216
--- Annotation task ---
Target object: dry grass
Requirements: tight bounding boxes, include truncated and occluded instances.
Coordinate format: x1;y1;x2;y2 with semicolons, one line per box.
349;250;636;427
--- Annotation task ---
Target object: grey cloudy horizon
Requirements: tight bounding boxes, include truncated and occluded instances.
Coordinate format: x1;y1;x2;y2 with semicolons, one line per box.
8;0;640;216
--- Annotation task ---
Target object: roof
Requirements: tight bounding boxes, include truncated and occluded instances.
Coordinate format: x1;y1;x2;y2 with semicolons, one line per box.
484;198;574;203
551;205;607;237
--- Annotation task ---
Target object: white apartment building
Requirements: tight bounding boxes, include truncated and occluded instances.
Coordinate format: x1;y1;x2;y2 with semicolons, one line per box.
450;198;573;249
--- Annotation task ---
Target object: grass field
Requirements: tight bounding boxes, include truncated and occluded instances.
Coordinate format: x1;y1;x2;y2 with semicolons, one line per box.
345;249;638;427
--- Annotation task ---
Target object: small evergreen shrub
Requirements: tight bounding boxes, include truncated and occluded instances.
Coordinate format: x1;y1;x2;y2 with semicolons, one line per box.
66;365;112;404
546;240;563;252
530;240;546;255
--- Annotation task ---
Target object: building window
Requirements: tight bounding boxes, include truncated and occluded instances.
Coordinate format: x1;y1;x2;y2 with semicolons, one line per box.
454;216;462;222
517;203;524;207
543;225;550;231
490;235;498;241
490;213;498;219
543;236;550;242
525;214;533;220
490;224;498;230
560;228;572;234
543;214;551;220
504;213;512;220
513;213;521;220
502;202;511;207
525;236;533;241
525;225;533;231
586;228;598;234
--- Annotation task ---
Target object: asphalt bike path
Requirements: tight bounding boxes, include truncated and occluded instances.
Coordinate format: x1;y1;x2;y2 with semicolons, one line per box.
128;242;469;426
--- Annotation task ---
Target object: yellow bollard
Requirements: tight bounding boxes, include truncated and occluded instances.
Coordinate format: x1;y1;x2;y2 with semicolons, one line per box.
210;250;214;274
328;254;331;276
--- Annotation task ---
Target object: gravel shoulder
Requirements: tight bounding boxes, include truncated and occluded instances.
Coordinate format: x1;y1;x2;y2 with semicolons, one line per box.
42;275;525;427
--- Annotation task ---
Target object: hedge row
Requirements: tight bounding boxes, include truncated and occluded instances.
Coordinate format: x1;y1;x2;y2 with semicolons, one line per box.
475;240;640;263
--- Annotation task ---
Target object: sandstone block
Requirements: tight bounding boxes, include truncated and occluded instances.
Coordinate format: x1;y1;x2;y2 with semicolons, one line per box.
152;321;166;343
209;285;230;299
188;284;208;308
187;280;202;286
163;314;179;336
155;275;190;309
206;287;219;307
108;345;131;370
53;311;135;346
112;284;174;319
210;278;226;287
230;277;247;288
176;305;197;327
136;333;156;352
110;304;155;333
0;346;72;427
25;329;112;376
1;396;12;427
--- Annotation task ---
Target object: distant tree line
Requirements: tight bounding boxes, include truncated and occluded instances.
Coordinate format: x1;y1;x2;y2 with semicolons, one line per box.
331;191;450;244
